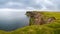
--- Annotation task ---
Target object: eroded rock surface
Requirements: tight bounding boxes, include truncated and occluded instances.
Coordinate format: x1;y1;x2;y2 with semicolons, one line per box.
26;11;56;25
47;17;56;23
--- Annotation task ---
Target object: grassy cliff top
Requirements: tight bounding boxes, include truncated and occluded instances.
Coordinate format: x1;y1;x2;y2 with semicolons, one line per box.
26;11;60;19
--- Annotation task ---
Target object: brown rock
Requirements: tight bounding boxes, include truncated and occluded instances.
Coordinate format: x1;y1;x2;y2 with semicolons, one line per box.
47;17;56;23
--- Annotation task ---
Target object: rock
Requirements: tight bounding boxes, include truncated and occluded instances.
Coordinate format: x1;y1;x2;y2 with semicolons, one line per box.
47;17;56;23
26;11;35;17
34;12;45;25
26;11;56;25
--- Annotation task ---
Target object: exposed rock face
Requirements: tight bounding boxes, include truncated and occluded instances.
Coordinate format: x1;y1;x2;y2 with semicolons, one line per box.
33;12;45;25
26;11;56;25
26;11;35;17
47;17;56;23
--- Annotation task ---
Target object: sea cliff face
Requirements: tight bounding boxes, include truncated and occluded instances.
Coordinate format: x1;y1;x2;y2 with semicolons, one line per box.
26;11;57;25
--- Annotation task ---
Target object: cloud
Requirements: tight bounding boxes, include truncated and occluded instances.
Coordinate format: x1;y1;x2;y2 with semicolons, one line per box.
6;2;24;6
0;0;42;9
5;2;26;9
0;0;60;11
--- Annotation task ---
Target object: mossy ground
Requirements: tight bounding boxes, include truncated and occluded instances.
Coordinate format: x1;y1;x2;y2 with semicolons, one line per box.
0;12;60;34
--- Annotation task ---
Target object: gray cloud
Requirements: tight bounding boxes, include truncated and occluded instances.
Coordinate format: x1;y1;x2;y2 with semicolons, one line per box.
0;0;60;10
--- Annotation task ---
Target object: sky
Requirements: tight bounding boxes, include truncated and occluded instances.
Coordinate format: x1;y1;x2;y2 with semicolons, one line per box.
0;0;60;11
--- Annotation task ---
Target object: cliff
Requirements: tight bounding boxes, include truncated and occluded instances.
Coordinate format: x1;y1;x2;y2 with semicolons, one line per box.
26;11;57;25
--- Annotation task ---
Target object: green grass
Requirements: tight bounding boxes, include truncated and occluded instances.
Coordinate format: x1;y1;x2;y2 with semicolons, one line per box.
43;12;60;19
0;12;60;34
